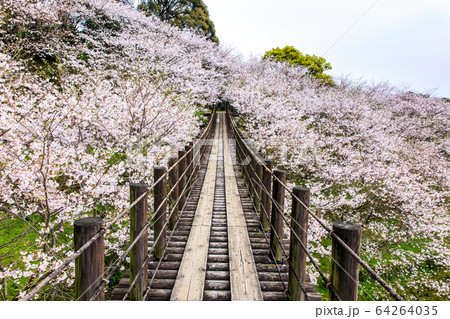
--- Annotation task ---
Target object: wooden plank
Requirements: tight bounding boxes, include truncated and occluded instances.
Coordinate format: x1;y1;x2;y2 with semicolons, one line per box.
74;217;104;301
170;115;220;301
222;113;264;301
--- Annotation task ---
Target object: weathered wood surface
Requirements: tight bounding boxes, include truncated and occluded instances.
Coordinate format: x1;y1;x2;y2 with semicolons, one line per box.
203;116;231;300
170;115;220;301
168;157;179;231
234;170;322;301
74;217;104;301
129;184;148;301
260;160;273;232
270;170;286;263
222;114;263;301
109;141;211;301
288;187;310;301
330;221;362;301
109;112;322;301
153;168;167;261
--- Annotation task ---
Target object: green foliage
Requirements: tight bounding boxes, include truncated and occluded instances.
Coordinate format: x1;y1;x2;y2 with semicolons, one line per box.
77;51;89;62
105;258;127;294
194;110;208;126
0;214;66;300
31;52;63;86
107;151;127;167
264;46;334;85
139;0;219;43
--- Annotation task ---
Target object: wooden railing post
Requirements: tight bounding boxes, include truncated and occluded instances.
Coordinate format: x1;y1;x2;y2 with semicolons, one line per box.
236;136;243;168
243;143;250;184
269;170;286;263
129;183;148;301
288;187;310;301
260;160;273;232
255;162;262;213
200;138;205;163
168;157;179;230
329;221;362;301
203;124;211;158
192;140;201;170
238;136;244;174
185;144;192;187
249;149;262;213
74;217;104;301
189;141;196;176
178;150;187;211
243;143;251;187
153;167;167;260
249;148;257;200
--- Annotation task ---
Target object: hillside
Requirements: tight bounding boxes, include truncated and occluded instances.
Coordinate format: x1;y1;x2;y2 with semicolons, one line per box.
1;0;449;301
0;0;233;299
223;60;450;300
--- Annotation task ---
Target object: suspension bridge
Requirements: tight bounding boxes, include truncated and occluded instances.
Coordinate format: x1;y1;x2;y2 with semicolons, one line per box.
20;109;404;301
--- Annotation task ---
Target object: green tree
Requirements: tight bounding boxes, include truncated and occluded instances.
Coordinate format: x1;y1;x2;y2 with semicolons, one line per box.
264;46;334;85
139;0;219;43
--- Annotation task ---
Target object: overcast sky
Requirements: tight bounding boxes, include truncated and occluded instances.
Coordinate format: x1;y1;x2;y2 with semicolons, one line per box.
204;0;450;98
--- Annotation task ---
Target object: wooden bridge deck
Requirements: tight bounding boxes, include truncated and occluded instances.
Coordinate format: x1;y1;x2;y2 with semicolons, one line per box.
110;113;322;301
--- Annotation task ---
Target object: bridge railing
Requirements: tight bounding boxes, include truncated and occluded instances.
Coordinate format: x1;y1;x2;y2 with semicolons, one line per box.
226;108;404;301
20;108;217;301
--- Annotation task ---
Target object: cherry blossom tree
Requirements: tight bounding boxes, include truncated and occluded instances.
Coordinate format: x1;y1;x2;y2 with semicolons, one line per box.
223;59;450;300
1;0;448;301
0;0;235;299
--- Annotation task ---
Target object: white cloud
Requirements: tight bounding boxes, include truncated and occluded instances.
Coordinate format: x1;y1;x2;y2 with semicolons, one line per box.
206;0;450;97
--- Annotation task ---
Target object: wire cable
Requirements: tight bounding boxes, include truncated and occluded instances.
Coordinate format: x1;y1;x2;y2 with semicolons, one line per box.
228;109;404;301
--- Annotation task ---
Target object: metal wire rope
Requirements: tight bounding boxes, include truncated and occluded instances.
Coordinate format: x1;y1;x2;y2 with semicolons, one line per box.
228;110;404;301
139;147;208;301
20;110;217;301
89;122;215;301
245;157;375;301
233;130;335;301
141;117;217;300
